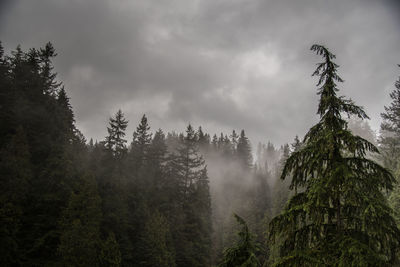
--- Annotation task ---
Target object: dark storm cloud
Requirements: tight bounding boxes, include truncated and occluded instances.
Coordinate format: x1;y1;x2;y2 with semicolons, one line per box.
1;0;399;145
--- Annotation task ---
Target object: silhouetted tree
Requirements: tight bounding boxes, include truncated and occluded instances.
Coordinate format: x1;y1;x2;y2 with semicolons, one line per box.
269;45;400;266
237;130;253;169
219;214;260;267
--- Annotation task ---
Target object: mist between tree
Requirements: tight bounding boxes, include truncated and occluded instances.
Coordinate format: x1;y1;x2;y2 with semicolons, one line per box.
1;40;399;267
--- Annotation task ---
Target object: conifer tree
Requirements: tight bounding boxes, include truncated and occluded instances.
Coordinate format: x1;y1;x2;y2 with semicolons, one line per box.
56;87;75;140
212;134;218;150
380;66;400;171
38;42;60;96
100;232;122;267
146;129;168;208
269;45;400;266
218;214;260;267
58;174;103;267
131;114;152;170
139;210;176;267
0;127;31;266
167;124;212;267
237;130;253;169
197;126;210;151
106;110;128;158
101;110;132;265
230;130;239;151
0;41;13;147
389;166;400;227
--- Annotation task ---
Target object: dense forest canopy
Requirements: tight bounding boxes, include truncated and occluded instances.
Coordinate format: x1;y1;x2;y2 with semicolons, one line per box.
0;41;399;267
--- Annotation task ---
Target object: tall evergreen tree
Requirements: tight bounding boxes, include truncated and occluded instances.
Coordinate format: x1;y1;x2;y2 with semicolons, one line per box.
106;110;128;158
0;127;31;265
212;134;218;151
237;130;253;169
38;42;61;96
146;129;168;208
230;130;239;151
139;210;176;267
269;45;400;266
197;126;210;152
58;174;103;267
218;214;260;267
167;124;212;267
131;114;152;171
101;110;133;265
380;66;400;171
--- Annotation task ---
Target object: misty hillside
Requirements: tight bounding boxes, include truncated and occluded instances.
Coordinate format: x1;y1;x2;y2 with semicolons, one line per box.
1;40;400;267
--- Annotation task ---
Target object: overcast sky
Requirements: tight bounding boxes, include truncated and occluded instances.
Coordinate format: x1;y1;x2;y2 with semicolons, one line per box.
1;0;399;147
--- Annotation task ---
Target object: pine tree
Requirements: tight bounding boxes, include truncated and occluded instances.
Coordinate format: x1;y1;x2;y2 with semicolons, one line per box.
218;214;260;267
38;42;61;96
105;110;128;158
100;232;122;267
197;126;210;151
146;129;168;208
0;41;13;147
101;111;133;265
131;114;152;170
212;134;218;150
230;130;239;152
0;127;32;266
269;45;400;266
56;87;75;141
389;167;400;227
58;174;103;267
139;210;176;267
237;130;253;169
167;124;212;267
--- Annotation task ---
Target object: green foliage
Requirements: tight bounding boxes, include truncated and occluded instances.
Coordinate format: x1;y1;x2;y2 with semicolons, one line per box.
58;174;104;266
389;166;400;227
219;214;261;267
269;45;400;266
167;124;212;267
0;127;31;265
100;232;122;267
139;210;176;267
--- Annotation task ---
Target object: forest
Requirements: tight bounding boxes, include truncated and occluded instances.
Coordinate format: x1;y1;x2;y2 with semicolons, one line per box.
0;41;399;267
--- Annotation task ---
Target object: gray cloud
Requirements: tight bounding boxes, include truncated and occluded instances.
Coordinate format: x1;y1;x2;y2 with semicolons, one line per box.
1;0;399;146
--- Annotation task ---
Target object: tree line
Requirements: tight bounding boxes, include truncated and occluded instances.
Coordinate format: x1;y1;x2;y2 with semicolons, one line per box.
0;41;399;266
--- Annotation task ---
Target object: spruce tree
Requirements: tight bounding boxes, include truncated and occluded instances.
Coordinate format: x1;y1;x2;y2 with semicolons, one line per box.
212;134;218;150
146;129;168;208
38;42;60;96
58;174;103;267
102;110;133;265
237;130;253;169
167;124;212;267
0;127;32;265
230;130;239;151
131;114;152;170
218;214;260;267
269;45;400;266
139;210;176;267
105;110;128;158
197;126;210;151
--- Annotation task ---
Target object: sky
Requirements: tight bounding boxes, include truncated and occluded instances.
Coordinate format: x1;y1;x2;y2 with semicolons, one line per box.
1;0;399;147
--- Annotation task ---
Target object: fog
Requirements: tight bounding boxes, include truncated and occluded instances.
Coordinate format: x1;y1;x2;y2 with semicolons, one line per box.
1;0;400;265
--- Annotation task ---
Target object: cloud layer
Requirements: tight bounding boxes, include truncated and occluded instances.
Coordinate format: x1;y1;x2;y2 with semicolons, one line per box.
1;0;399;146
